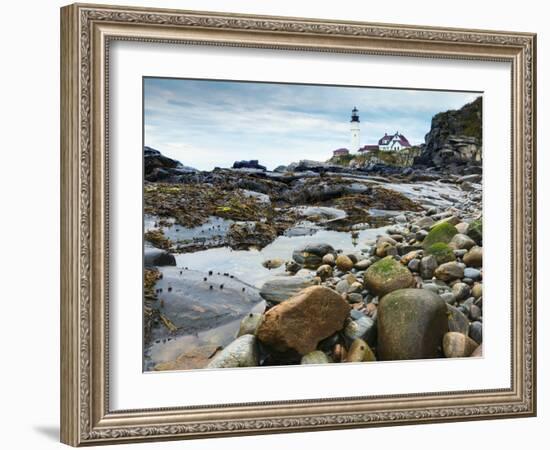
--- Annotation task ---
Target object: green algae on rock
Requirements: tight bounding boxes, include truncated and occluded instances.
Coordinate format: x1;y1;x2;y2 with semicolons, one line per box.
363;256;414;297
422;221;458;249
425;242;456;264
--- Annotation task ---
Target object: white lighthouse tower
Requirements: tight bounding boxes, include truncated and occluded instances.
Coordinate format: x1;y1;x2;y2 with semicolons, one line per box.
350;107;360;151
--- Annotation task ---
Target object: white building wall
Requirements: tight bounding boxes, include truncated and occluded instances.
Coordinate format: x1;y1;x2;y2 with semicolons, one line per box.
350;122;360;150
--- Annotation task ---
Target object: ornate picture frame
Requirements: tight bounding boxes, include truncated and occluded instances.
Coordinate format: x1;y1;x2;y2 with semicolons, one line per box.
60;3;536;446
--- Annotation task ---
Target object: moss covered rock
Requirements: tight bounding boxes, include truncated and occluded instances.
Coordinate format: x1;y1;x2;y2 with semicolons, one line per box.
377;288;448;360
467;219;483;245
426;242;455;264
422;222;458;249
363;256;414;297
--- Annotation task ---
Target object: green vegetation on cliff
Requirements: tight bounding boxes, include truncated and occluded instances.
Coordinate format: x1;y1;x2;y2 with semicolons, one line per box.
329;147;422;168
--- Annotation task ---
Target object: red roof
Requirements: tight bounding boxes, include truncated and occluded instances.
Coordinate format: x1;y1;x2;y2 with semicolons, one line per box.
378;132;411;147
333;148;349;155
359;145;379;152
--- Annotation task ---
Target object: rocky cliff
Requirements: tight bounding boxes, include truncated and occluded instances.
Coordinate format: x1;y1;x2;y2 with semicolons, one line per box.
416;96;482;167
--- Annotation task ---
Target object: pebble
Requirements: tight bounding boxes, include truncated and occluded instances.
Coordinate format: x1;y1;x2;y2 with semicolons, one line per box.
322;253;335;265
440;292;455;304
443;332;478;358
408;259;420;272
335;254;354;272
452;282;471;301
464;268;482;280
347;293;363;304
335;279;350;294
316;264;333;281
420;255;438;279
469;321;483;344
469;304;482;321
472;282;483;299
354;259;371;270
434;262;464;282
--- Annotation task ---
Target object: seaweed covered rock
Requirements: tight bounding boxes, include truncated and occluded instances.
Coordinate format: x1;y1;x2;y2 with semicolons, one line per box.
256;286;350;356
422;222;458;249
227;221;277;250
425;242;455;264
467;219;483;245
377;288;448;360
363;256;414;297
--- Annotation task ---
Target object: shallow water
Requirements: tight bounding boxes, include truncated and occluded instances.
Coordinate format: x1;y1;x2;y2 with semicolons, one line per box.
145;214;233;248
174;225;389;288
145;301;265;371
145;177;470;370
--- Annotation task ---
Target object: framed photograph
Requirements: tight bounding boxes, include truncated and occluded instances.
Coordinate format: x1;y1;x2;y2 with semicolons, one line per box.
60;3;537;446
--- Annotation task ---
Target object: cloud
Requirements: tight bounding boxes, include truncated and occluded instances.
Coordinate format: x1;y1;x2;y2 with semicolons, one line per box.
144;78;480;170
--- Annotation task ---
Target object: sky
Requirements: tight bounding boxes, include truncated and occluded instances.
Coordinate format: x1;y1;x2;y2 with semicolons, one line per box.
144;77;481;171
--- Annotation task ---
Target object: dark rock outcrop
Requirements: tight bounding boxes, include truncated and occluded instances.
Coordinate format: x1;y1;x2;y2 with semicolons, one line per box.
416;97;482;167
232;160;267;171
144;146;197;182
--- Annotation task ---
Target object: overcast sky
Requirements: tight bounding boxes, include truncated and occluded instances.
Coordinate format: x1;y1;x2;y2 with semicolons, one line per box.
144;77;480;171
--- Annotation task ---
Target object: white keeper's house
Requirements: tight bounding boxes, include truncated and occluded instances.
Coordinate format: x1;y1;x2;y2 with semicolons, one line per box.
375;131;412;151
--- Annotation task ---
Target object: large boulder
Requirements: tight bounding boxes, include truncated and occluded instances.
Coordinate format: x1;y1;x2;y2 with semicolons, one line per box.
377;288;448;360
364;256;414;297
256;286;350;355
206;334;259;368
152;268;263;339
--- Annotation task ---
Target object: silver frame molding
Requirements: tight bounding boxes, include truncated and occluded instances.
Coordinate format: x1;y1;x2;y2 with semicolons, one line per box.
60;3;536;446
